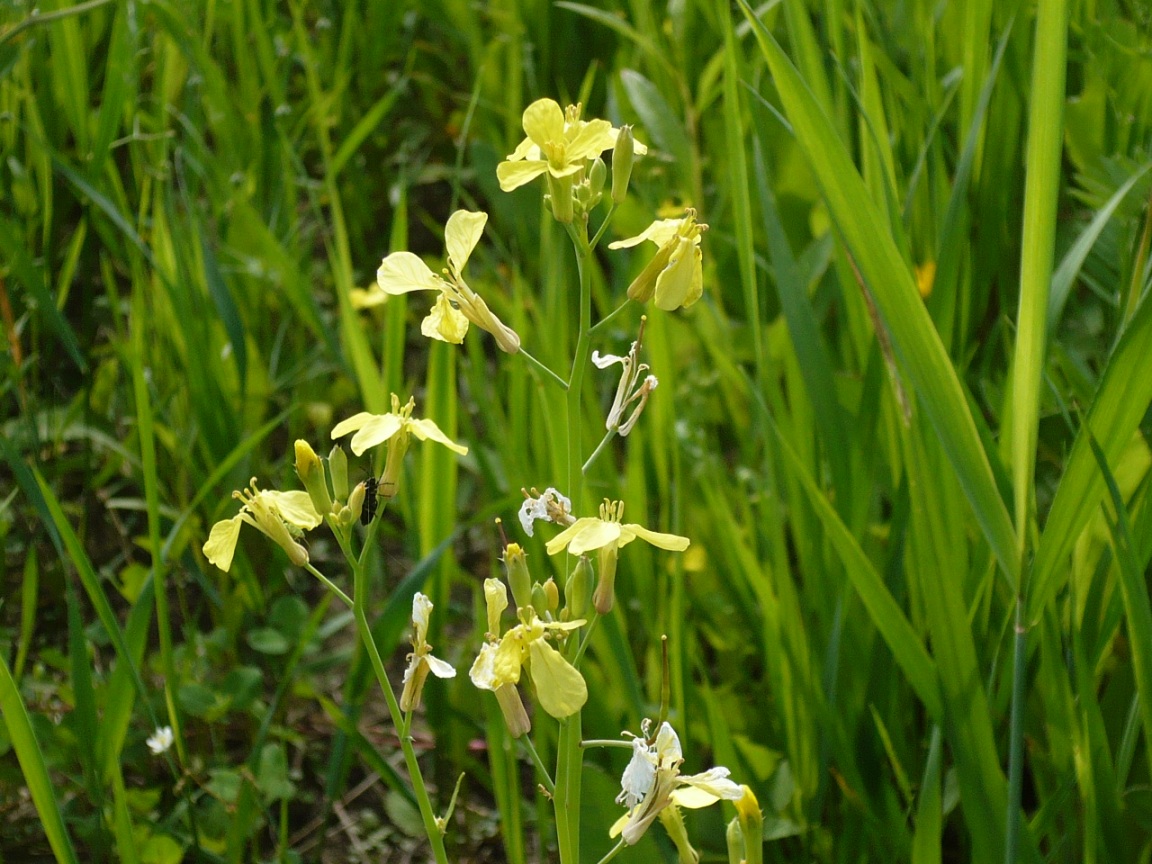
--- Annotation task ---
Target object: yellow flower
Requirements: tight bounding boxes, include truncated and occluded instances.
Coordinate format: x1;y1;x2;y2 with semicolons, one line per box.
497;99;644;193
331;394;468;458
202;478;322;572
375;210;520;353
545;499;689;613
915;260;936;298
609;209;706;311
611;721;743;845
469;598;587;720
400;593;456;712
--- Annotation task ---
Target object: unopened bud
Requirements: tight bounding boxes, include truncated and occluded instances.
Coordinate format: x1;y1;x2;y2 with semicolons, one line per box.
503;543;533;610
295;440;333;516
542;578;559;614
564;556;593;619
329;445;349;501
734;785;762;864
531;582;550;616
588;156;607;204
347;481;366;526
659;806;699;864
612;126;635;204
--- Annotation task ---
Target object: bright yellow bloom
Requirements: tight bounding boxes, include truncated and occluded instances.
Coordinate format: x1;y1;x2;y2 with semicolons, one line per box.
497;99;644;193
609;209;706;311
375;210;520;353
331;394;467;458
469;598;587;720
400;593;456;712
611;721;743;845
545;499;689;613
203;478;322;572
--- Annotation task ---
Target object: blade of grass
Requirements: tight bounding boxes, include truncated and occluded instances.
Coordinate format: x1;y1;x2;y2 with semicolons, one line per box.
0;650;81;864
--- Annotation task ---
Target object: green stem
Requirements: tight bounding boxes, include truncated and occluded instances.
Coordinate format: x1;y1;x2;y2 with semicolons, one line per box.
589;298;633;335
351;550;449;864
581;739;634;750
304;563;353;608
1004;595;1027;864
520;734;556;795
519;347;570;391
582;427;618;475
588;203;619;251
596;838;628;864
573;612;600;666
556;220;593;864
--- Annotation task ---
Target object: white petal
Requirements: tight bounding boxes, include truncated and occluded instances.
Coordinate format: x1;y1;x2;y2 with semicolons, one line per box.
426;655;457;679
411;593;433;642
618;738;657;806
591;351;626;368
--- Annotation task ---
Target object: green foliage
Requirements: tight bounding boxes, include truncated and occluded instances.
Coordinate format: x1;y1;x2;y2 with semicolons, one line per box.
3;0;1152;862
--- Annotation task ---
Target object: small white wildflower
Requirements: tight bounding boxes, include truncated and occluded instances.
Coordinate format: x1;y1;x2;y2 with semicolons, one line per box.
146;726;174;756
518;487;574;537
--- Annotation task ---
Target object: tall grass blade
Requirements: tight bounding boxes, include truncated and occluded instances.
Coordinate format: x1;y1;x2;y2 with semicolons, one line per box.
0;651;81;864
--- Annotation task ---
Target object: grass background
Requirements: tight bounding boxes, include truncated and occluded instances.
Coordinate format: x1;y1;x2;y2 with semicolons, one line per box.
2;0;1152;861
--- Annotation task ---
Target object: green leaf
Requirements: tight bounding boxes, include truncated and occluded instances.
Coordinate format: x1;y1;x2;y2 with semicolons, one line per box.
247;627;291;655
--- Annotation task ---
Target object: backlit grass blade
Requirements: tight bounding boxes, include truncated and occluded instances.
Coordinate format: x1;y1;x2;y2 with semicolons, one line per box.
0;650;80;864
1089;434;1152;782
739;2;1019;588
911;726;943;864
1029;289;1152;620
1011;0;1068;550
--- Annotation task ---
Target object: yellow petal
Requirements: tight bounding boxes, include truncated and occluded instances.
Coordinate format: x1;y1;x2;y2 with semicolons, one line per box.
348;413;405;455
203;516;243;572
407;417;469;455
421;294;469;344
469;642;498;690
493;629;526;686
444;210;487;276
527;637;587;718
266;490;323;529
330;411;376;439
653;236;697;311
545;516;602;555
377;251;441;294
522;98;565;147
567;520;622;556
565;118;614;162
506;136;539;161
608;218;683;249
682;246;703;309
669;787;723;809
623;523;691;551
609;811;631;839
497;159;549;192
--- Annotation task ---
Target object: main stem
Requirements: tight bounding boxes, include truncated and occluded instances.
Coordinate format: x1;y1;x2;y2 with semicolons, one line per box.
556;220;594;864
352;557;449;864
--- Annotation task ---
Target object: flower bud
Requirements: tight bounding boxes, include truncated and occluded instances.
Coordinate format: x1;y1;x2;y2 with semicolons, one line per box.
564;555;593;619
295;439;333;517
726;816;744;864
659;806;699;864
503;543;533;611
347;481;366;526
612;126;635;204
543;578;560;614
328;445;349;501
588;156;607;205
531;582;550;617
734;785;762;864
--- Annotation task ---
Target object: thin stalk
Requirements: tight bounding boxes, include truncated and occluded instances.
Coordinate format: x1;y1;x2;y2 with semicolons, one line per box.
573;612;600;666
581;739;634;750
303;563;353;608
556;219;593;864
520;735;556;795
519;347;569;390
351;557;449;864
582;428;618;474
589;297;633;335
588;203;619;251
596;838;628;864
1004;596;1027;864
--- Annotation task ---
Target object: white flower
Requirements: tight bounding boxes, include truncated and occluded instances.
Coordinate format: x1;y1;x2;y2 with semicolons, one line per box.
518;487;574;537
592;325;658;436
399;593;456;712
146;726;174;756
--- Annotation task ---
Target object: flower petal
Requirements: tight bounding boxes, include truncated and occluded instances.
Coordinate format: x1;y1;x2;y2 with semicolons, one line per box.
267;490;323;529
567;520;622;556
469;642;498;690
623;523;691;551
608;218;684;249
653;237;698;311
506;136;539;161
565;118;615;162
421;295;469;344
545;516;600;555
407;417;469;455
669;786;723;809
331;411;377;439
444;210;488;275
426;654;456;679
203;516;243;572
412;592;433;643
678;767;744;801
527;637;588;718
521;98;565;147
348;413;405;455
377;251;442;294
591;351;626;368
497;160;549;192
